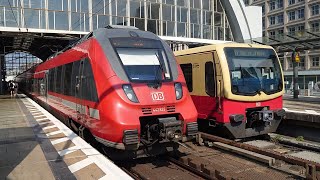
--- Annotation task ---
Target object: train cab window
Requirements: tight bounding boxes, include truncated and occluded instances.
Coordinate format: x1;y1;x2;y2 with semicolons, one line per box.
81;58;98;102
71;61;80;96
63;62;73;96
55;66;63;93
205;61;215;96
180;63;193;92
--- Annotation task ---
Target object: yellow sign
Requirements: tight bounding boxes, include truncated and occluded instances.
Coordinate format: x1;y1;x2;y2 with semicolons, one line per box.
295;53;300;63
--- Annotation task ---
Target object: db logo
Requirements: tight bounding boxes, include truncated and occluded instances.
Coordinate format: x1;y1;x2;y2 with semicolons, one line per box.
256;102;261;107
151;92;165;101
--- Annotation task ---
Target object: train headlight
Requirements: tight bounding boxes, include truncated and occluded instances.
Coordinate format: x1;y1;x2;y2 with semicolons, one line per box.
174;82;183;100
122;84;139;103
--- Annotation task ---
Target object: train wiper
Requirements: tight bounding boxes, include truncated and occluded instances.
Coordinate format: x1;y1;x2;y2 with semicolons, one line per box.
256;89;262;95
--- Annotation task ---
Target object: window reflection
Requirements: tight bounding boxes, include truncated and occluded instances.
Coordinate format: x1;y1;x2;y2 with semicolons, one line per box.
55;11;68;30
24;8;39;28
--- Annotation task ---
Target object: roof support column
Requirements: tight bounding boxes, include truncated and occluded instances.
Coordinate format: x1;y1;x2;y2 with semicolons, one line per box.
88;0;93;31
0;55;5;95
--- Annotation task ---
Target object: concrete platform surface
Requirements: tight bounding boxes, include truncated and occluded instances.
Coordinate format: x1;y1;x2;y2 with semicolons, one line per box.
290;151;320;164
244;140;276;149
284;94;320;114
0;95;132;180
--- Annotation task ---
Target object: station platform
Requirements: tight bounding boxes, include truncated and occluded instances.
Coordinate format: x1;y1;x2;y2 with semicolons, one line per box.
283;94;320;123
0;94;132;180
279;94;320;142
284;94;320;114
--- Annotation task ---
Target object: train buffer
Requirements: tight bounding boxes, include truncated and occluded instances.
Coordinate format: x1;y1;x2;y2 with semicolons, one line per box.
0;94;132;180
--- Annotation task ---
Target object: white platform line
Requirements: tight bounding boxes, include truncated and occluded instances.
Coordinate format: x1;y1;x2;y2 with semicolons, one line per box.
58;148;78;156
25;96;133;179
51;137;70;145
42;125;56;130
36;118;49;122
27;108;37;111
34;115;46;118
46;130;63;136
68;158;93;173
25;106;35;108
305;110;319;114
32;113;43;116
99;175;109;180
29;109;40;112
285;108;320;115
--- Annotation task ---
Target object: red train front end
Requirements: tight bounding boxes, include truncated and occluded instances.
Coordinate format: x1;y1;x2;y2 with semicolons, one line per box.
81;27;198;155
16;27;198;158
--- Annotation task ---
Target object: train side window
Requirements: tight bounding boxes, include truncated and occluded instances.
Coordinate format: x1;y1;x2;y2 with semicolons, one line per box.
63;62;73;96
205;61;216;96
48;68;55;92
71;61;80;97
55;66;63;93
180;63;193;92
81;58;98;102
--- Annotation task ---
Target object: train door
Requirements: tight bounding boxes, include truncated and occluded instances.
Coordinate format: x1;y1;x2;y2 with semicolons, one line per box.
75;59;86;120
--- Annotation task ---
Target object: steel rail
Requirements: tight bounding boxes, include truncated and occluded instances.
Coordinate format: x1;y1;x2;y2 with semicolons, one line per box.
167;156;216;180
198;132;319;179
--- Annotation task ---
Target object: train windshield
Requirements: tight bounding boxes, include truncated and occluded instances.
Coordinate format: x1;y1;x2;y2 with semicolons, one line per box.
224;47;282;96
111;38;171;82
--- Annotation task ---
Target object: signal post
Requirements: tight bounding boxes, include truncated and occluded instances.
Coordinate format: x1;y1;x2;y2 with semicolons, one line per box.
292;52;300;99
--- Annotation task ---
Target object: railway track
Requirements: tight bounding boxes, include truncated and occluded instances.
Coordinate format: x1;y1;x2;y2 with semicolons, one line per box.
117;156;208;180
115;140;298;180
198;132;320;179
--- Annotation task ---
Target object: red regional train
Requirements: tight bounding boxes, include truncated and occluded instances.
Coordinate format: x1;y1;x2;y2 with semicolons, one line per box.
175;43;285;139
16;26;198;157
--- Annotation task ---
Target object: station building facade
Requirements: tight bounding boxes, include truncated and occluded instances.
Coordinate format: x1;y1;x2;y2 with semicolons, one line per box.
245;0;320;91
0;0;235;41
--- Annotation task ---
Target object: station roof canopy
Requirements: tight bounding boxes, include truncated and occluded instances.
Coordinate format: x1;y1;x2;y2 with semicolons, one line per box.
0;31;79;61
251;29;320;53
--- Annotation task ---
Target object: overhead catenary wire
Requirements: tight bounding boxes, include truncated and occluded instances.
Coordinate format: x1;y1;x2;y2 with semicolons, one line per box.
70;0;104;31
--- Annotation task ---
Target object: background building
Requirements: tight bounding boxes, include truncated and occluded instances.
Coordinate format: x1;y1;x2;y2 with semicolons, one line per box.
245;0;320;92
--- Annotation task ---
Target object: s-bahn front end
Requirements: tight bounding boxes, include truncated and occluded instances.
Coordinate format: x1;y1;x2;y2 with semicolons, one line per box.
176;43;285;139
218;46;285;138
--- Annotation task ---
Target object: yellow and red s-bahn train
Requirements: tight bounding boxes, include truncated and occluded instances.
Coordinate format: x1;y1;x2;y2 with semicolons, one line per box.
16;26;198;158
175;43;285;139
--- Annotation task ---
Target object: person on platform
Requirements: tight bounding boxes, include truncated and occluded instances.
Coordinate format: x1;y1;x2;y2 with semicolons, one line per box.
8;81;15;97
13;81;18;97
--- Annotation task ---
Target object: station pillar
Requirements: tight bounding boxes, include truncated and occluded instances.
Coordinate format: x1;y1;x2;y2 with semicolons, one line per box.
0;55;4;95
292;52;299;99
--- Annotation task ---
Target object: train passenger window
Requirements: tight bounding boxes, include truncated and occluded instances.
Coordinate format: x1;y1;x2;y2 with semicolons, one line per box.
71;61;80;96
48;68;56;92
63;62;73;96
55;66;63;93
205;61;216;96
180;63;193;92
81;58;98;102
